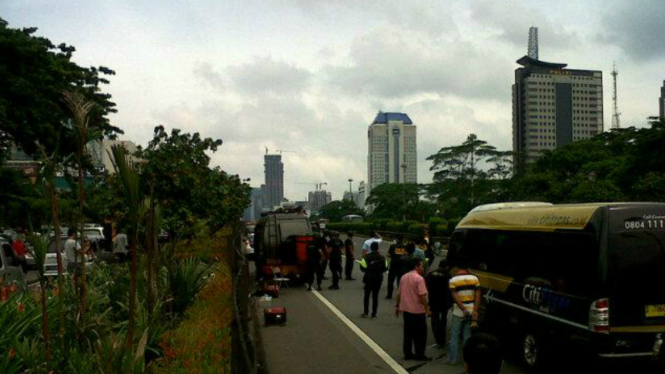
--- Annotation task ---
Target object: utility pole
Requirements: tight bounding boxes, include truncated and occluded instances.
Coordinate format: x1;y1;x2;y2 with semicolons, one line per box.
348;179;353;202
401;163;407;222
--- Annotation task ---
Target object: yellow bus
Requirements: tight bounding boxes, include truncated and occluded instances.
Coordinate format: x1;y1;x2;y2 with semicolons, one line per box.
447;202;665;369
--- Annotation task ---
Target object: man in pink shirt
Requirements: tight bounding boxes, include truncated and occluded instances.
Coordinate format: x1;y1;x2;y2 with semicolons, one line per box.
396;258;431;361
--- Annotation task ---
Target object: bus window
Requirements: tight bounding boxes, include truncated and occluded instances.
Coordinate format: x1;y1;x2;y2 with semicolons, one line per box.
551;231;599;295
459;230;496;270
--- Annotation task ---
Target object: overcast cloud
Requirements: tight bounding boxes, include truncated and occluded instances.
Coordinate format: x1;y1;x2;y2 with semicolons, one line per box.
2;0;663;201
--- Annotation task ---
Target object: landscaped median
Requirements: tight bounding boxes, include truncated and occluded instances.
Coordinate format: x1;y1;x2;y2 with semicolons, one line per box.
158;262;234;373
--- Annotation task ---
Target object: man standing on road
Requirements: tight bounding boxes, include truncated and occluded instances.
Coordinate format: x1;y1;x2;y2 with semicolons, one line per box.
362;231;382;257
112;227;129;263
305;236;324;291
320;231;331;280
359;241;387;318
64;228;81;276
328;232;344;290
447;266;481;365
344;232;356;280
385;235;406;299
396;258;431;361
398;243;416;281
426;260;452;348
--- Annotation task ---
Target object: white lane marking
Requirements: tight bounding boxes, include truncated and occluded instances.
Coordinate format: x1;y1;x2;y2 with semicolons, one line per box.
311;290;409;374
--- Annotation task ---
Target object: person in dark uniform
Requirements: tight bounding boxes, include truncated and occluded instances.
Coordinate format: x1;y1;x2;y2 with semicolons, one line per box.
328;231;344;290
386;235;406;299
426;259;452;347
305;235;324;291
344;232;356;280
360;241;387;318
320;231;331;281
398;243;416;280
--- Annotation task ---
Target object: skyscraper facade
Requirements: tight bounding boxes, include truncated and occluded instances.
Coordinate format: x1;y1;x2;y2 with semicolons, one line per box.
512;56;603;165
308;190;331;214
357;181;366;210
658;81;665;121
243;188;264;221
367;112;417;195
264;154;284;210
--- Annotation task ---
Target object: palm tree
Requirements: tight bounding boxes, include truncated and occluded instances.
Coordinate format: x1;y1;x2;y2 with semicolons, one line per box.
63;91;101;329
36;143;69;354
109;145;143;352
27;232;52;361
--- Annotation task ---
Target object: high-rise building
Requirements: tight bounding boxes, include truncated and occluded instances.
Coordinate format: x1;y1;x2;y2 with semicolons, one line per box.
264;154;284;210
243;188;264;221
357;181;366;210
512;56;603;165
88;139;140;173
308;190;331;214
367;112;417;196
658;81;665;121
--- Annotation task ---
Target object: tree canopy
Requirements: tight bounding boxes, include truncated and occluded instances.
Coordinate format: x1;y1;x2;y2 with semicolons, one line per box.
514;119;665;203
0;18;119;159
138;126;251;237
317;200;365;222
426;134;512;218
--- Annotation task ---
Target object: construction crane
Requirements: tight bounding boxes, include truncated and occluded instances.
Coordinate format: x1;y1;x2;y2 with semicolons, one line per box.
276;149;297;155
264;146;297;155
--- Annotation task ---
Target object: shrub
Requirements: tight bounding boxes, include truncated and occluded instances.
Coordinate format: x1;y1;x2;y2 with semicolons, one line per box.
157;263;233;374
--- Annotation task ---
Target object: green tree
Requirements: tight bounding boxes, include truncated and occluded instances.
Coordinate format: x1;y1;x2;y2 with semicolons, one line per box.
365;183;436;221
512;119;665;203
0;18;119;158
139;126;250;238
63;90;101;332
317;200;364;222
110;145;143;355
427;134;508;217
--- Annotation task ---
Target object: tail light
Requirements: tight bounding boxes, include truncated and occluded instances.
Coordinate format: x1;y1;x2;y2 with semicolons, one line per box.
589;298;610;333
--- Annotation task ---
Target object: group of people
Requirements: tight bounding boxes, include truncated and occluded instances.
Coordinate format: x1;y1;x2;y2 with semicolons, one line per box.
304;230;502;371
304;230;356;292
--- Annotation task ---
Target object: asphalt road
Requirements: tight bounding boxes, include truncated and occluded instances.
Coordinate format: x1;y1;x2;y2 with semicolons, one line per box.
260;237;526;374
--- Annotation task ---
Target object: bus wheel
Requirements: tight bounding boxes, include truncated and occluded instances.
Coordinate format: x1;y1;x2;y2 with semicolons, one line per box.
522;332;544;370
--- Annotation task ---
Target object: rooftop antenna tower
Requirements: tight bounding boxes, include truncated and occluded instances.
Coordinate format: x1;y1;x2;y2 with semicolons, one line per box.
611;62;621;129
528;26;539;60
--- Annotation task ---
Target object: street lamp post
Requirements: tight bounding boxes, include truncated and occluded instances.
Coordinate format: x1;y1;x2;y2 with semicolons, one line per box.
401;163;407;222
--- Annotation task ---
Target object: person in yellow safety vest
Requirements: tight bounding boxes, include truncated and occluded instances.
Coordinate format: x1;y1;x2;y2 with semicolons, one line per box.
359;241;388;318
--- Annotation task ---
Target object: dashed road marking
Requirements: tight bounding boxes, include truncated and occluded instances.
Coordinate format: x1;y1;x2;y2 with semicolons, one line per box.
311;290;409;374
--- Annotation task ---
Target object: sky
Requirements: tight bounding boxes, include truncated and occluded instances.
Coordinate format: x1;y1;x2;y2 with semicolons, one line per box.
2;0;664;201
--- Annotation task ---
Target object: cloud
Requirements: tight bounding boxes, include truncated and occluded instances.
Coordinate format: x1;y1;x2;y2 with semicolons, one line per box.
193;62;225;91
598;0;665;61
228;57;313;96
286;0;457;38
468;0;581;54
325;29;512;101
